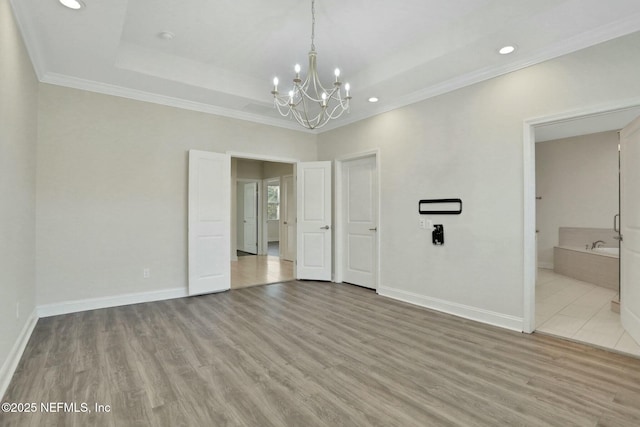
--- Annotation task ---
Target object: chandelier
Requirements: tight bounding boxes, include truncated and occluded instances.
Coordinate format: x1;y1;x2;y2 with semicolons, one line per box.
271;0;351;130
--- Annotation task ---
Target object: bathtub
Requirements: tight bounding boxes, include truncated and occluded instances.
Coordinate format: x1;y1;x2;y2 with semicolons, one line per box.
554;246;619;290
592;247;619;257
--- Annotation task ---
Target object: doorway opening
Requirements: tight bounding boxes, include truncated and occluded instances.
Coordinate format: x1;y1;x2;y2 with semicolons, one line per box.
524;105;640;356
231;157;296;289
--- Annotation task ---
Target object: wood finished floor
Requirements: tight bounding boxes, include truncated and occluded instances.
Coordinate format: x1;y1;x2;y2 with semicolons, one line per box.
3;281;640;426
231;255;294;289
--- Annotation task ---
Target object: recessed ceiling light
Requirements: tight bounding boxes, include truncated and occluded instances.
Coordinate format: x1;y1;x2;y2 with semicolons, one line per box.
498;45;516;55
158;31;176;41
368;97;379;103
59;0;84;10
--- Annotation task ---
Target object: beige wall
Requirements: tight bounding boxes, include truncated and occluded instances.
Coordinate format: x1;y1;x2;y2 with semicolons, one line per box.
36;84;316;306
263;161;293;179
536;131;619;267
317;32;640;324
0;0;39;393
236;159;265;180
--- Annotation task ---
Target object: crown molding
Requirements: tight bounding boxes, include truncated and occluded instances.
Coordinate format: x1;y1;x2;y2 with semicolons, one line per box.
318;14;640;133
40;72;317;134
15;0;640;136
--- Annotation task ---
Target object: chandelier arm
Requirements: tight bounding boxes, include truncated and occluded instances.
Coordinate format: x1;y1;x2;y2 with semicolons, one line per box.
298;92;323;129
326;102;348;120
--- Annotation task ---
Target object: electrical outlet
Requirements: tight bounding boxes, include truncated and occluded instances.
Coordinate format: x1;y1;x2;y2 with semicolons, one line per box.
419;218;426;229
143;268;150;278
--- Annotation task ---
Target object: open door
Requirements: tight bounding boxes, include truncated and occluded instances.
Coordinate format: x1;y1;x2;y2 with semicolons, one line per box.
297;161;332;280
620;116;640;345
188;150;231;295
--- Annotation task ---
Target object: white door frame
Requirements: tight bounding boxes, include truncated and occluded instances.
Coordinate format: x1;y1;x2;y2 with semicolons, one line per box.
334;149;381;288
281;174;296;262
228;151;299;257
237;178;261;254
522;101;640;333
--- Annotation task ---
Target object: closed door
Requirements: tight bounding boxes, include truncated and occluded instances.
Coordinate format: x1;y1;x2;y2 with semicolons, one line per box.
243;181;258;254
297;161;332;280
281;175;296;262
342;156;377;289
620;115;640;345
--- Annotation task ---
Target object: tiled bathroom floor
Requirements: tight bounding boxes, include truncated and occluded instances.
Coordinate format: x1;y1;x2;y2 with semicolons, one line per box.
536;268;640;357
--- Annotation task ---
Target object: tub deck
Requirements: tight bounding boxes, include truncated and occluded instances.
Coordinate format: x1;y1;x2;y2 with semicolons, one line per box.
554;246;619;290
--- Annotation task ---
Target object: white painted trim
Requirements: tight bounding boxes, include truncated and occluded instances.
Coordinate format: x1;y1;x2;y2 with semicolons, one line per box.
334;149;381;288
40;73;316;134
522;100;640;335
0;309;38;400
621;304;640;347
378;286;523;332
13;0;640;137
526;99;640;128
319;16;640;133
333;149;381;162
37;287;188;318
226;151;299;164
523;122;537;334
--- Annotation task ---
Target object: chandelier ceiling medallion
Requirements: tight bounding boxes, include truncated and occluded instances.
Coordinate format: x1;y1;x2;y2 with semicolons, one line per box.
271;0;351;130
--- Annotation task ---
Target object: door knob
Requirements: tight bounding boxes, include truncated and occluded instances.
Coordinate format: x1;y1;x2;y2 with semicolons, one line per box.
320;225;330;230
369;227;377;231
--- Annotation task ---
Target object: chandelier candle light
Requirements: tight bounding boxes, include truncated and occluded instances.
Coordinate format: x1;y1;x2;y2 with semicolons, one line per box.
271;0;351;129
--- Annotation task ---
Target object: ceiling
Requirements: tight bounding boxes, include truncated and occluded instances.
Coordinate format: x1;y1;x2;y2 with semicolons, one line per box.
11;0;640;133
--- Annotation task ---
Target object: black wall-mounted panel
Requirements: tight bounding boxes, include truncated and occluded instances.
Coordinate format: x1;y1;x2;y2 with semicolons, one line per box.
418;198;462;215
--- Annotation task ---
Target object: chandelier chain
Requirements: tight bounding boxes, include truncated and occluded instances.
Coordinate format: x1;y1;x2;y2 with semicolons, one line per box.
311;0;316;51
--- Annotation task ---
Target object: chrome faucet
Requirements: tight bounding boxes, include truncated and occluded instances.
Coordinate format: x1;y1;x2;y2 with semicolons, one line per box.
591;240;605;249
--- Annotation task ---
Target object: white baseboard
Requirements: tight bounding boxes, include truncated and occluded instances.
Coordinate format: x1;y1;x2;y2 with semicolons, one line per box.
377;286;524;332
621;304;640;347
37;287;189;318
538;262;554;270
0;309;38;400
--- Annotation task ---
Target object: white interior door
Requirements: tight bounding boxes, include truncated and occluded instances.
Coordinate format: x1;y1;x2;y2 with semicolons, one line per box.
297;161;332;280
188;150;230;295
620;115;640;345
281;175;296;262
243;181;258;254
342;156;377;289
